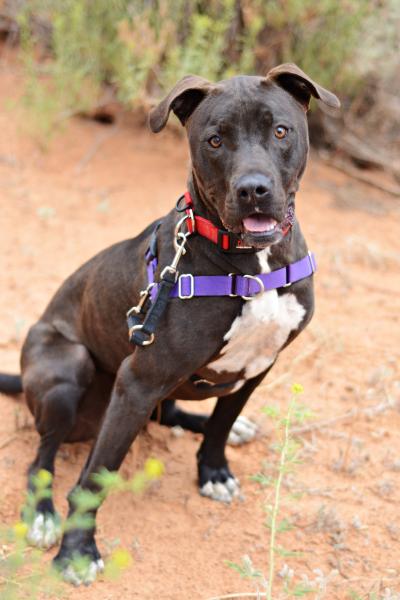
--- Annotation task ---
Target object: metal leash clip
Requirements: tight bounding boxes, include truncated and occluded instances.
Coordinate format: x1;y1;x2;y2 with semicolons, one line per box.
128;217;193;347
173;211;194;252
126;283;155;318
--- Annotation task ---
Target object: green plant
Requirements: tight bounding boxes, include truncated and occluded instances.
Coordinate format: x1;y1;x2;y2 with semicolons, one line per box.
256;0;373;93
225;384;335;600
15;0;382;138
0;457;164;598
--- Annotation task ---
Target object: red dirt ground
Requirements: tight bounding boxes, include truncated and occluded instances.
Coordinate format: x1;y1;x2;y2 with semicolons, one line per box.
1;52;399;599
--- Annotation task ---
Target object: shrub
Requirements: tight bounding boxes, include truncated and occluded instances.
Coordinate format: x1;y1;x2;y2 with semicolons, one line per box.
16;0;382;136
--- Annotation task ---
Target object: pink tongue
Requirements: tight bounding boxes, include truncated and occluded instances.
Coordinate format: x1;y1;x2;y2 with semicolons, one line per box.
243;215;277;233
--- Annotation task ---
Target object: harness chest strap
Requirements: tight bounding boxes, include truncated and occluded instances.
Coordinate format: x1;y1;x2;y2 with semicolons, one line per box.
147;251;316;300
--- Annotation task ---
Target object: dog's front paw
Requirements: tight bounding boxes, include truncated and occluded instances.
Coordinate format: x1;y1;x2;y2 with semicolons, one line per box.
199;463;241;503
54;535;103;586
227;415;258;446
60;557;105;586
25;512;62;549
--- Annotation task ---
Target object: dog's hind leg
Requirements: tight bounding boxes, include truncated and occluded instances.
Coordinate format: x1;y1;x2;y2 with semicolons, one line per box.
21;323;95;549
152;398;257;446
151;399;208;433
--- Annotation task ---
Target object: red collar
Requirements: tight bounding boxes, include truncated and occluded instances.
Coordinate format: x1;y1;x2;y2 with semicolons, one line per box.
178;191;293;253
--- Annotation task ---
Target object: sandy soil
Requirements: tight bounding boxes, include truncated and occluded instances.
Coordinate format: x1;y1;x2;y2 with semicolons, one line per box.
0;51;400;600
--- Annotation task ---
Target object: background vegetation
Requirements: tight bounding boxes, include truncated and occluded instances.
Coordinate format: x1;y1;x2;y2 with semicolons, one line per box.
11;1;384;108
0;0;398;186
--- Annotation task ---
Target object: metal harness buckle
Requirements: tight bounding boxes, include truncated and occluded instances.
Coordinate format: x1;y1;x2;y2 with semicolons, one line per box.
283;265;292;288
241;274;265;301
178;274;194;299
128;324;155;346
228;273;238;297
308;250;315;274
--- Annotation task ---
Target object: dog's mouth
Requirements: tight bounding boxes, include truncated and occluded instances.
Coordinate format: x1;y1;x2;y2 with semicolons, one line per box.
242;214;280;235
240;205;294;247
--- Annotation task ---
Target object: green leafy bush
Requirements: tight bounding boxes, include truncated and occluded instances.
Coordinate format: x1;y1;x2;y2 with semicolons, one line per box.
17;0;380;136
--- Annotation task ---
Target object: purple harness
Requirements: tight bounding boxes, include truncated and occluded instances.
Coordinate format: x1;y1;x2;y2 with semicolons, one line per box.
128;205;316;347
146;250;316;301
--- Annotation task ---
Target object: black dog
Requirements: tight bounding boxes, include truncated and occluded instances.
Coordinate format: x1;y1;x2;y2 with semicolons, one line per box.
0;63;339;584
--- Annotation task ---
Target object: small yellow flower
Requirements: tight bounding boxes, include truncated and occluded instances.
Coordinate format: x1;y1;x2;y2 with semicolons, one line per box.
36;469;53;486
110;548;132;570
144;458;164;480
13;522;28;539
291;383;304;395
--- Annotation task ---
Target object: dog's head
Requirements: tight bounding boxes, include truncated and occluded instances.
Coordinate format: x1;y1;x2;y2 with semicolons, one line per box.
149;64;340;248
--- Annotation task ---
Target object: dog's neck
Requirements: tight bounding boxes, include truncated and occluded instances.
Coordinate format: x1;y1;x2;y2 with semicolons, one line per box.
187;170;223;227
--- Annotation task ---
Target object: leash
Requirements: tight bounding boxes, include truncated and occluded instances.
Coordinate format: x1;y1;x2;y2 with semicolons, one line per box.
127;193;315;347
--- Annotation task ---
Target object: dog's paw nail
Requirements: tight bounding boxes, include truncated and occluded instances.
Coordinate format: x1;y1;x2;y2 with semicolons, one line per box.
84;561;99;585
227;431;242;446
228;415;258;446
96;558;105;572
200;477;240;503
62;565;82;587
26;513;62;549
171;425;184;438
225;476;240;492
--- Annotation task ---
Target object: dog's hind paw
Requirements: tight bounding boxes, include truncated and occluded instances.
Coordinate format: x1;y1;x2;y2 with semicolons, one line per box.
200;476;241;503
61;558;104;586
227;415;258;446
25;513;62;549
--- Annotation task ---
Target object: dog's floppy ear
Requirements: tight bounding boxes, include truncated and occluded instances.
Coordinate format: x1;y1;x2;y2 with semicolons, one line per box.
149;75;213;133
266;63;340;111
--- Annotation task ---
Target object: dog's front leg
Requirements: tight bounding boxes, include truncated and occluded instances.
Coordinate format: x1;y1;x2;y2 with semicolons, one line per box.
53;355;172;585
197;370;269;503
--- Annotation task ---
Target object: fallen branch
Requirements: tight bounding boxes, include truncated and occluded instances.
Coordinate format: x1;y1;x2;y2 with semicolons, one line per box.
291;397;394;436
0;434;17;450
206;594;266;600
324;157;400;197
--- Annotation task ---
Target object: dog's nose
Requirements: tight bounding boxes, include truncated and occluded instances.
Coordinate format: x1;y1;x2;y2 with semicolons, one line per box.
235;174;272;202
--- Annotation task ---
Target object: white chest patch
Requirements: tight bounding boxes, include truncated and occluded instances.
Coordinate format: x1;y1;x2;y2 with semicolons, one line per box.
208;249;306;380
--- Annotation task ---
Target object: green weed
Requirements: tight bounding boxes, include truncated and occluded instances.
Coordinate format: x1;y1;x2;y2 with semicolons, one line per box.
226;384;336;599
0;457;164;597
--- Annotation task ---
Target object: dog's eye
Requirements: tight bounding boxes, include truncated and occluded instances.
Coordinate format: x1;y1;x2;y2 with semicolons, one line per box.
208;135;222;148
274;126;288;140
